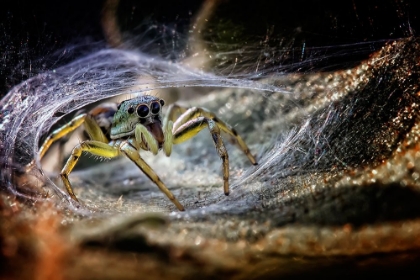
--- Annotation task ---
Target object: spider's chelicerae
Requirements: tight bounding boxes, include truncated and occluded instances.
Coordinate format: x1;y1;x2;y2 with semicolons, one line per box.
34;95;258;211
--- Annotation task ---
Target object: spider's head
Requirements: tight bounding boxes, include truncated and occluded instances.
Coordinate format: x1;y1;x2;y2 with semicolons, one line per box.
110;95;165;142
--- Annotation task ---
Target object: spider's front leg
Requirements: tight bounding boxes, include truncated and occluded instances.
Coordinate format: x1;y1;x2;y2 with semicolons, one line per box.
60;140;119;201
119;141;185;211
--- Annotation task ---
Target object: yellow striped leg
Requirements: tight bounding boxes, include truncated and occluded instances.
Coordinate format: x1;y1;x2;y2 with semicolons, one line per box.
171;106;258;165
26;114;87;171
60;140;119;201
135;123;159;155
163;104;188;128
173;117;231;195
83;114;109;143
119;141;185;211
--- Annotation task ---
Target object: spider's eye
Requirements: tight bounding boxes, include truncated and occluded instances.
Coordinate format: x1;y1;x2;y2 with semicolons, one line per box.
127;107;135;114
150;101;161;114
159;99;165;106
136;104;149;117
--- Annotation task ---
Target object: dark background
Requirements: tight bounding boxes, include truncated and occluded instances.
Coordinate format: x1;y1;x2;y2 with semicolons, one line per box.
1;0;419;98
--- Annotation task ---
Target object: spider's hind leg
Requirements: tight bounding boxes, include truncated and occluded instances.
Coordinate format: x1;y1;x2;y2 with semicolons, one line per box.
29;104;112;173
171;106;257;165
169;105;258;196
172;116;231;195
26;114;88;171
39;114;87;162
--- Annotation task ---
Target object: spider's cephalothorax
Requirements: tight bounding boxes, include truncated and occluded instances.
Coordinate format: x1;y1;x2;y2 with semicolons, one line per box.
110;96;167;153
112;96;163;139
31;95;258;211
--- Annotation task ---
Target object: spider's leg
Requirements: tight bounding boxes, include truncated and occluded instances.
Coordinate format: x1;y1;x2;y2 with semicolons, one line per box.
173;116;231;195
163;103;188;127
173;107;258;165
30;107;112;172
84;114;109;143
119;141;185;211
210;114;258;165
37;114;87;163
60;140;119;201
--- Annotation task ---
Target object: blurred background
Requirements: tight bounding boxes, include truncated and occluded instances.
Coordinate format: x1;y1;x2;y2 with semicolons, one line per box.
1;0;419;96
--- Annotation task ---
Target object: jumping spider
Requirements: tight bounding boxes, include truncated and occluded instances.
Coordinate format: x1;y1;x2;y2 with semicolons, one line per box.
32;95;258;211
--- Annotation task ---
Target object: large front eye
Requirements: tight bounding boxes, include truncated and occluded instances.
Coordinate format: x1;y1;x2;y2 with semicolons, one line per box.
150;101;161;114
136;104;149;118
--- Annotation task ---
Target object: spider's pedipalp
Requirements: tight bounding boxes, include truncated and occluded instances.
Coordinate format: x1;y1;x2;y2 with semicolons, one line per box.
163;120;174;157
135;123;159;155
